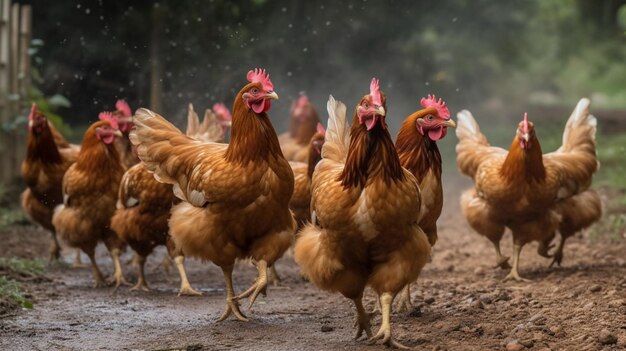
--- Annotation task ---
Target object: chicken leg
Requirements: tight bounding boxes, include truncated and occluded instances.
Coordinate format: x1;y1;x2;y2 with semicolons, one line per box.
109;248;129;288
269;265;281;286
396;284;412;312
236;259;268;309
131;255;150;292
48;232;61;262
492;241;510;269
217;264;248;322
86;250;106;288
503;243;530;282
353;295;372;340
72;249;86;268
174;256;202;296
549;235;567;268
369;292;408;349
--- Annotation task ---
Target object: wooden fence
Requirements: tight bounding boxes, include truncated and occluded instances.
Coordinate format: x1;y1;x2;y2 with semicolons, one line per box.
0;0;31;186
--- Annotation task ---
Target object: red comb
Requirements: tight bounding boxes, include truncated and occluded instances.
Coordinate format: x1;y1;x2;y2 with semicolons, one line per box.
522;112;529;133
420;94;450;119
369;78;382;106
212;103;232;121
115;99;132;117
246;68;274;91
99;111;119;130
28;103;37;121
296;95;309;108
316;122;326;136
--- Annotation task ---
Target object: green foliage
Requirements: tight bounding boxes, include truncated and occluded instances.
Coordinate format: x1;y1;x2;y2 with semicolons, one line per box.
0;257;46;277
0;208;28;231
0;276;32;309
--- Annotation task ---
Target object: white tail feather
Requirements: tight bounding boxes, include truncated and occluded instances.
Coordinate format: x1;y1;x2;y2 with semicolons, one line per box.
322;95;350;163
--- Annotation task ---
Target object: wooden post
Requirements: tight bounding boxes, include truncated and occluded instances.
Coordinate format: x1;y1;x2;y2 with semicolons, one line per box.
0;0;11;183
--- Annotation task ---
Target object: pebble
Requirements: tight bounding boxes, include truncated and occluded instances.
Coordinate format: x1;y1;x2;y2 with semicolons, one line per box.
529;313;546;325
598;329;617;345
479;294;493;304
470;300;484;309
425;297;435;304
506;341;524;351
519;339;534;348
589;284;602;293
548;325;562;336
320;325;334;332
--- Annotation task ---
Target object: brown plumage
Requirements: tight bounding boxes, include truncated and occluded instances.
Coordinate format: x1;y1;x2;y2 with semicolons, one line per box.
289;130;325;228
110;105;228;294
294;94;430;348
129;73;294;322
52;120;127;288
21;107;79;261
280;97;321;161
393;103;455;311
456;98;599;281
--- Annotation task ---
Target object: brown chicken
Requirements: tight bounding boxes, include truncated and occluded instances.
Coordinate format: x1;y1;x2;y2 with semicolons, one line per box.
21;104;79;261
111;103;230;294
52;116;127;287
456;98;598;281
130;68;295;322
279;95;321;161
294;82;431;349
105;99;139;169
394;95;455;310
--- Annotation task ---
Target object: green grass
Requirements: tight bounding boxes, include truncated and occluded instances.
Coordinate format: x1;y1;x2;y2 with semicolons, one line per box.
0;208;28;231
0;257;46;277
0;257;46;310
0;276;33;309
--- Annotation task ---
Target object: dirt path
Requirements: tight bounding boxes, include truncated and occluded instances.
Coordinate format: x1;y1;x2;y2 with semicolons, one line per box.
1;177;625;350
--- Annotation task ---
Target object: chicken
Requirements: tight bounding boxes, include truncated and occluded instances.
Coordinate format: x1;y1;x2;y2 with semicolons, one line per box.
279;95;321;161
21;104;79;261
108;99;139;169
111;103;229;294
130;68;295;322
212;102;233;136
394;95;456;311
289;123;325;228
52;116;128;287
456;98;598;281
538;189;602;266
294;81;431;348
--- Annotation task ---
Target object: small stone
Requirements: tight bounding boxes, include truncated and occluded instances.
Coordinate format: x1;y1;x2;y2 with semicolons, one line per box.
425;297;435;304
589;285;602;293
474;267;485;275
321;325;334;332
506;341;524;351
582;302;594;310
529;313;546;325
549;325;562;336
519;339;534;348
598;329;617;345
479;294;493;304
471;300;484;309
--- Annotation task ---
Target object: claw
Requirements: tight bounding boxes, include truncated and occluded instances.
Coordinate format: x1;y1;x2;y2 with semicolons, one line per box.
269;265;281;287
217;298;249;322
353;297;372;340
131;281;151;292
549;252;563;268
236;260;268;309
395;285;412;313
494;256;511;269
178;284;203;296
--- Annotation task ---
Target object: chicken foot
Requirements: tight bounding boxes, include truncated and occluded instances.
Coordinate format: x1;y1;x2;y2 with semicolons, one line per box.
269;265;281;286
492;241;511;269
503;243;530;282
109;248;130;288
236;259;268;308
217;265;248;322
174;256;202;296
395;284;412;312
130;255;150;292
549;235;567;268
369;292;408;349
353;295;372;340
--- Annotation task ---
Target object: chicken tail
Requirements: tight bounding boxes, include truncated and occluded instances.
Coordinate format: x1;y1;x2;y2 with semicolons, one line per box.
129;108;195;185
559;98;597;157
455;110;495;177
294;223;345;289
321;95;350;163
185;103;200;137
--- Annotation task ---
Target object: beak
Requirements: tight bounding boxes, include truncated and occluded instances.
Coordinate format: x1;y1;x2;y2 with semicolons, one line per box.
444;119;456;128
266;91;279;100
113;130;123;138
28;120;34;128
375;105;386;117
521;132;530;142
119;116;133;123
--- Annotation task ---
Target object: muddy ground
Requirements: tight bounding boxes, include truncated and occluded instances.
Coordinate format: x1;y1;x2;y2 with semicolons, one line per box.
0;177;625;351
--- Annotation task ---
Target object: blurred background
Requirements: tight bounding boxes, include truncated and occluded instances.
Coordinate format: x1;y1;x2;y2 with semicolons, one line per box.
1;0;625;231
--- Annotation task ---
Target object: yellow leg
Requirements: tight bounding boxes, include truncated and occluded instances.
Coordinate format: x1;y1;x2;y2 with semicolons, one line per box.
492;241;510;269
396;284;412;312
86;251;106;288
353;295;372;340
369;292;408;349
72;249;86;268
236;259;268;309
269;265;281;286
48;232;61;262
503;243;530;282
131;255;150;292
109;248;129;288
217;265;248;322
174;256;202;296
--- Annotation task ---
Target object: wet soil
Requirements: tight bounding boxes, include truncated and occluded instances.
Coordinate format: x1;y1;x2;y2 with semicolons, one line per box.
1;177;625;350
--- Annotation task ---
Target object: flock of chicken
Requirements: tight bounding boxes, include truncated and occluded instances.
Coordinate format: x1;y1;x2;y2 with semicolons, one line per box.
20;68;600;348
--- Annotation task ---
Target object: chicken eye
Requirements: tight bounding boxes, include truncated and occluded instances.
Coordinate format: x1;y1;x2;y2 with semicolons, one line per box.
250;88;259;95
363;101;369;108
427;115;434;121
